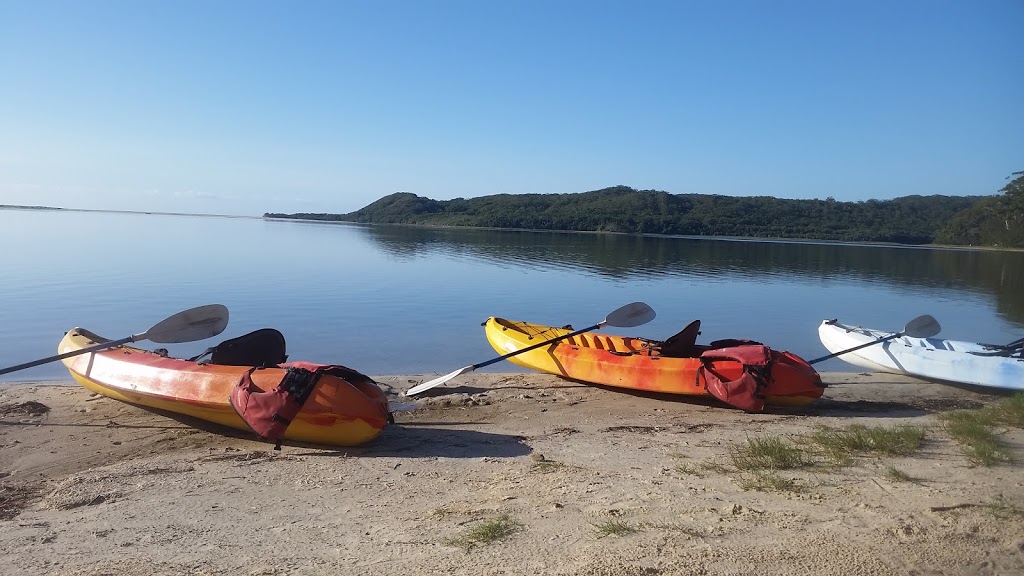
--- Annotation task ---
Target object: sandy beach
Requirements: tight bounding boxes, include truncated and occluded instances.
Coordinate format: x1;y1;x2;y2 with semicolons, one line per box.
2;372;1022;576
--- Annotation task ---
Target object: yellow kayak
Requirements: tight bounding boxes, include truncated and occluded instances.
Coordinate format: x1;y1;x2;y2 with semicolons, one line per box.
484;317;824;407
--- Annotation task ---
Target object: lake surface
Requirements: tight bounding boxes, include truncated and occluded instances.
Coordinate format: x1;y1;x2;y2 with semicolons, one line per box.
2;208;1022;383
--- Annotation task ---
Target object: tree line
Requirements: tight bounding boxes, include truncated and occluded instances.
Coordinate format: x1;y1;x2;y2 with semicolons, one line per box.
265;173;1024;247
933;172;1024;247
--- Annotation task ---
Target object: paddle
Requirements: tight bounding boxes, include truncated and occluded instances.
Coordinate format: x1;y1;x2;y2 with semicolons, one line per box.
0;304;230;376
974;335;1024;357
808;314;941;365
405;302;657;396
994;336;1023;350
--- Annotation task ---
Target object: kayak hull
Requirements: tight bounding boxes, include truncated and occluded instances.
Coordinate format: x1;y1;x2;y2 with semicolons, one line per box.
485;318;825;406
59;328;390;446
818;320;1024;391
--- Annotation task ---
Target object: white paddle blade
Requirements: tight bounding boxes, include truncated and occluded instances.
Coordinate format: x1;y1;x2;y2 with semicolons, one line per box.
605;302;656;328
406;365;474;396
143;304;230;344
902;314;940;339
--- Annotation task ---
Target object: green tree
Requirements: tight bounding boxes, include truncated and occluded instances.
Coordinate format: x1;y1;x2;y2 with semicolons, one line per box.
935;171;1024;247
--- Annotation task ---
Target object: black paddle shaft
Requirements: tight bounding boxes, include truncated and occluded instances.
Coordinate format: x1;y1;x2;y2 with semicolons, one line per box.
808;332;902;365
473;322;603;370
0;335;135;376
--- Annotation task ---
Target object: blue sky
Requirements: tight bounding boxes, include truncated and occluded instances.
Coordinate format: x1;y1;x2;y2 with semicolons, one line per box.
1;1;1021;217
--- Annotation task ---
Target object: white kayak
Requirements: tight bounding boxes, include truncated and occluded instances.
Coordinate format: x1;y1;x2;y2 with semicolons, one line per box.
818;319;1024;391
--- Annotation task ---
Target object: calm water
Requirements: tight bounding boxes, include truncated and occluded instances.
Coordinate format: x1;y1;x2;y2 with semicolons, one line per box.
2;208;1022;383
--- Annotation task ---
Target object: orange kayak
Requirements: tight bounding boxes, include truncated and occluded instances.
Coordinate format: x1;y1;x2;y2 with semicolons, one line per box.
484;317;825;407
59;328;390;446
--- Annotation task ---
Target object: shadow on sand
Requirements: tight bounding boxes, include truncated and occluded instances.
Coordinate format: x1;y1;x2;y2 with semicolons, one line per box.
100;402;533;459
293;424;531;459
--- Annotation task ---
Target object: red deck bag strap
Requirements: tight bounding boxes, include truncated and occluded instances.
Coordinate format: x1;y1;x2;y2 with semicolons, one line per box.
281;362;394;428
697;344;771;413
229;366;323;450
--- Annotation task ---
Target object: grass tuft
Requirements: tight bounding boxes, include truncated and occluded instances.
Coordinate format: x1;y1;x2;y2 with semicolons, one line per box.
593;519;636;538
731;435;807;471
941;410;1012;466
883;466;917;483
809;424;926;465
431;506;455;519
986;495;1024;520
676;459;733;477
699;461;731;474
675;462;703;477
443;514;521;550
530;460;566;473
939;393;1024;466
987;393;1024;428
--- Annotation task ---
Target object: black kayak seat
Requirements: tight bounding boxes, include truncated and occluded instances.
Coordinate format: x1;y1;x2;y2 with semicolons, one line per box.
659;320;701;358
192;328;289;367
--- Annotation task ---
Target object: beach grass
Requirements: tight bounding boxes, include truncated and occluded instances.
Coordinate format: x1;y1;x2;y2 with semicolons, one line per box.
809;424;926;465
987;393;1024;428
731;435;808;471
443;514;522;550
986;496;1024;520
431;505;456;519
699;461;731;474
593;519;636;538
883;465;918;483
674;457;731;477
694;425;931;492
675;462;703;476
941;394;1024;466
941;411;1010;466
530;460;567;473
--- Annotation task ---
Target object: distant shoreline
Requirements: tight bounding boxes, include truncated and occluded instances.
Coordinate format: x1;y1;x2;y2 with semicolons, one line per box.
0;204;259;220
5;204;1021;252
263;214;1024;253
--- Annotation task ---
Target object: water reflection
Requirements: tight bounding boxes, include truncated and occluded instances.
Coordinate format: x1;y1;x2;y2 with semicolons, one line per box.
3;209;1021;382
361;224;1024;323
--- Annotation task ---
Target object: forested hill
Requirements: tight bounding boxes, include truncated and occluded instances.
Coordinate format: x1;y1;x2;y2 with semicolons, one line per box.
266;186;994;245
